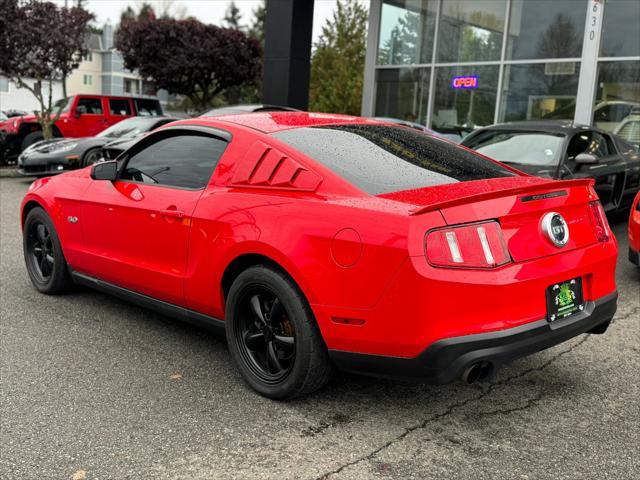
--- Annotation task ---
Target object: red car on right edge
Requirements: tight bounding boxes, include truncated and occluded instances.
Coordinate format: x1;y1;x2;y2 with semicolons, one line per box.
629;192;640;266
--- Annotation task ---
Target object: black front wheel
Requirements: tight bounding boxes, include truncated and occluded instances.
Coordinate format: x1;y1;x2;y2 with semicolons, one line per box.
225;266;333;399
81;147;103;168
23;207;73;294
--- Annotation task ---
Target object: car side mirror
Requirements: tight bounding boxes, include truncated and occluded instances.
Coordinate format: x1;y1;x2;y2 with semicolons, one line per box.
574;153;598;164
90;160;118;181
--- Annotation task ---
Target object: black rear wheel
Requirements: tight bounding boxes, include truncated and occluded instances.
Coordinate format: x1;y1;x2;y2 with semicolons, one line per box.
23;207;73;294
226;265;333;399
235;287;296;383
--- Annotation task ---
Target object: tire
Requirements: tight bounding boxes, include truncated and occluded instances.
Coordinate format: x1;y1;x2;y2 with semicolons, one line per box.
225;265;334;400
21;131;44;152
23;207;73;295
81;147;103;168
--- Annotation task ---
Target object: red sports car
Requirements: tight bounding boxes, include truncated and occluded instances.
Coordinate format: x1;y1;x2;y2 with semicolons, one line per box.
21;112;618;399
629;192;640;266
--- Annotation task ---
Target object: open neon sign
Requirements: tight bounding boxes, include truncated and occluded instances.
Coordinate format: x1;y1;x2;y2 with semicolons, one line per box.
451;76;478;89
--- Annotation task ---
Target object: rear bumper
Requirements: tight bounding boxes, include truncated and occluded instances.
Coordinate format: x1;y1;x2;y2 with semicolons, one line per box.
329;291;617;384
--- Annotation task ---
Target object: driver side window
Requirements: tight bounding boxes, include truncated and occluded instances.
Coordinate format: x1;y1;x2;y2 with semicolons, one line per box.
567;131;610;160
120;132;228;189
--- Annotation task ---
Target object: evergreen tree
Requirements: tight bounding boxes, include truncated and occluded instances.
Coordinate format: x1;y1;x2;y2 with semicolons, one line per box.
309;0;368;115
248;0;266;47
223;1;242;30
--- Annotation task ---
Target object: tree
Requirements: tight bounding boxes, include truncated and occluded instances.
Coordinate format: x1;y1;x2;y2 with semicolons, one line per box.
309;0;368;115
223;1;243;30
377;10;421;65
116;18;261;111
120;2;156;24
248;0;266;48
0;0;93;139
228;0;267;105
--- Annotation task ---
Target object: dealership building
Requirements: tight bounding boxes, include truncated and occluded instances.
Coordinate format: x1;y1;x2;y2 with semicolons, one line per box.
358;0;640;135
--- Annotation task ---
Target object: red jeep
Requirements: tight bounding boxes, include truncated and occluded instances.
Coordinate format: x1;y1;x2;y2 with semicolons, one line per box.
0;94;163;162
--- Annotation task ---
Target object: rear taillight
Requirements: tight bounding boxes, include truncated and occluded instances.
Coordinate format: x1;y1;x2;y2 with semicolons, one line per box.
588;201;609;242
425;221;511;269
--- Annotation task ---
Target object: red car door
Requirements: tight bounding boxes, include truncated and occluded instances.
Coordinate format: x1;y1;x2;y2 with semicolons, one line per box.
78;128;229;306
74;96;109;136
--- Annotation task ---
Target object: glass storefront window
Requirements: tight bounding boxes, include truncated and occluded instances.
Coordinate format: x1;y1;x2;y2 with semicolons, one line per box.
432;65;499;129
375;67;430;124
507;0;586;60
438;0;506;63
594;61;640;132
600;0;640;57
377;0;437;65
500;62;580;122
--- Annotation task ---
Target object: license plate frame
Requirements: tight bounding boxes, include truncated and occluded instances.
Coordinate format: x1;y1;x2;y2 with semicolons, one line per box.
546;277;585;323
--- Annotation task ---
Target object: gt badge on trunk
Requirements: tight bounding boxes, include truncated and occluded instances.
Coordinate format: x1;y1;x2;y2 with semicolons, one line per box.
546;278;584;322
542;212;569;247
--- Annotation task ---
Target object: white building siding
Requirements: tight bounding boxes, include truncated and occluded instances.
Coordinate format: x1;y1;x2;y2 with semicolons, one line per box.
0;77;64;113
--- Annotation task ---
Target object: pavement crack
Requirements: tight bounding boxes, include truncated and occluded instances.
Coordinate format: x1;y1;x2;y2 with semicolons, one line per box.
314;322;607;480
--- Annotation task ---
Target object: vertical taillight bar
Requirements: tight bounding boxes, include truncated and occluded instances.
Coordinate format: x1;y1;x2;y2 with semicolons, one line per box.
588;201;610;242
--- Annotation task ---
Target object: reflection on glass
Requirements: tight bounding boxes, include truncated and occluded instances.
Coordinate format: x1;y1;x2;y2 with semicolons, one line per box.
438;0;506;63
432;65;499;129
507;0;586;60
594;62;640;132
467;131;564;167
500;63;580;122
614;117;640;148
600;0;640;57
375;68;430;124
377;0;437;65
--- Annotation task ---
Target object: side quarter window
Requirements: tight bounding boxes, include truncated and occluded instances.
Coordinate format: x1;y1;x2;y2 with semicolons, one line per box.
119;132;228;189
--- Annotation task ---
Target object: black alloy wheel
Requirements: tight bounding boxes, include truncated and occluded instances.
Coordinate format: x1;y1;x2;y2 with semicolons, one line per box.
23;207;73;294
225;265;334;399
235;288;296;383
26;221;55;283
82;148;103;167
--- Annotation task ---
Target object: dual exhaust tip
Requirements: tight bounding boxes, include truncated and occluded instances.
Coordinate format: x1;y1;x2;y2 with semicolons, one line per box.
461;361;494;384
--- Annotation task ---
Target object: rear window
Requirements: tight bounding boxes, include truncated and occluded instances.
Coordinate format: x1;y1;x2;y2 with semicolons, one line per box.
271;125;515;194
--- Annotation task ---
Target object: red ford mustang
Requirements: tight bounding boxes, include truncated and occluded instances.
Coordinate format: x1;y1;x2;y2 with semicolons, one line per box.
20;112;618;399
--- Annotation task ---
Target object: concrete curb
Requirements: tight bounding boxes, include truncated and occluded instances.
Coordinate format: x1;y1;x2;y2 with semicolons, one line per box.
0;168;22;178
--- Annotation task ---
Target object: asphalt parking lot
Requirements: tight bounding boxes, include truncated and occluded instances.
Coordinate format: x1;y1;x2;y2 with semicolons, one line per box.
1;176;639;480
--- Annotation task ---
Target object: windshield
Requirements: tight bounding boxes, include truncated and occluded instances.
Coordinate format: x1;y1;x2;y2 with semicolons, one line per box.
272;125;515;195
464;131;565;167
53;97;72;114
97;117;159;139
0;112;7;121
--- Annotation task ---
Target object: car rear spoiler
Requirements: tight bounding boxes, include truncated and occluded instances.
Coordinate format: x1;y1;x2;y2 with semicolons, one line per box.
409;178;595;216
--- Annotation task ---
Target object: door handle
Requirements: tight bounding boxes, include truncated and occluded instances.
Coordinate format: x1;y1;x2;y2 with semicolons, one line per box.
160;208;185;218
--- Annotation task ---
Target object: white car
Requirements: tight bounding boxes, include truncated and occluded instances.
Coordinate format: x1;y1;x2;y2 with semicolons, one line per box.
593;101;640;132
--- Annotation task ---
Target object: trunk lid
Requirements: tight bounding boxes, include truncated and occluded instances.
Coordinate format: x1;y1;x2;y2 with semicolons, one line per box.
379;177;600;262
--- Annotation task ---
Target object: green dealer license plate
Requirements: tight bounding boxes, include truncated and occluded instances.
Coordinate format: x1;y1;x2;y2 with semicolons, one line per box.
546;277;584;322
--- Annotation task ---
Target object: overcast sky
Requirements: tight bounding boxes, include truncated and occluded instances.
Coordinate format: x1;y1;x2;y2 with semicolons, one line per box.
52;0;360;44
